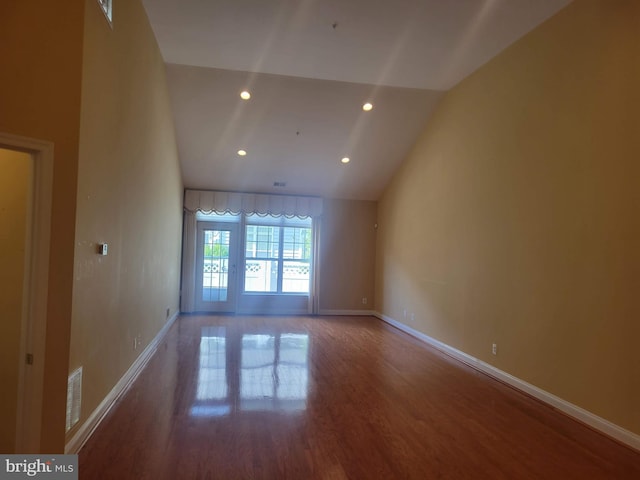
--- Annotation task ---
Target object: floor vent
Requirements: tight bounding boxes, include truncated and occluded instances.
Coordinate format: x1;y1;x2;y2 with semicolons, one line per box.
66;367;83;432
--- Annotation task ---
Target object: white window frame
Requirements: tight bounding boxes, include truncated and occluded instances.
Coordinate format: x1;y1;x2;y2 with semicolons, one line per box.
97;0;113;26
243;216;312;295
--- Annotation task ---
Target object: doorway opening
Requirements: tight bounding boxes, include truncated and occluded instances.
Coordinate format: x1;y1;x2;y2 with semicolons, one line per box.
0;133;54;453
195;221;239;312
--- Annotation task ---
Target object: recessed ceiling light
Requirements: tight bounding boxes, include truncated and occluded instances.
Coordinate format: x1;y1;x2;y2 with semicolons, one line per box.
240;91;251;100
237;150;247;156
341;157;350;164
362;102;373;111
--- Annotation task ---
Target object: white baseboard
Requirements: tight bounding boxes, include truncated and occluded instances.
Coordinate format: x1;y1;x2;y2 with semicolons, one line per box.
65;312;179;454
236;308;309;315
318;309;374;316
373;311;640;452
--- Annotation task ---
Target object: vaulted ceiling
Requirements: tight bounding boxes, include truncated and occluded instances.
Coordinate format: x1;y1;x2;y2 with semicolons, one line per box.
142;0;572;200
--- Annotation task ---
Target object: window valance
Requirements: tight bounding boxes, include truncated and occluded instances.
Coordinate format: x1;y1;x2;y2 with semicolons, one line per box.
184;189;323;218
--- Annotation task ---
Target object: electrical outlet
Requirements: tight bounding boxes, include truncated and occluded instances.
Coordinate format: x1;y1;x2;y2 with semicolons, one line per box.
492;343;497;355
410;313;415;322
362;297;367;305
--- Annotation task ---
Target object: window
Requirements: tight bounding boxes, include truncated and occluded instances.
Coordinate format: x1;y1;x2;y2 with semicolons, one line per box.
244;217;312;294
202;229;231;302
97;0;113;24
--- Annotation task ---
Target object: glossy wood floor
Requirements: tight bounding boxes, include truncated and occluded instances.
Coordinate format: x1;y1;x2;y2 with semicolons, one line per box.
79;315;640;479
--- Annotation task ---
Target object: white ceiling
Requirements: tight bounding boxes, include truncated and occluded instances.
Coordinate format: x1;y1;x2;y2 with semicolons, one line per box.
142;0;572;200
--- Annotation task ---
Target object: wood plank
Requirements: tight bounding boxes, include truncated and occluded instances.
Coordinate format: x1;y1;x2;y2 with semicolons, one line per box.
78;315;640;479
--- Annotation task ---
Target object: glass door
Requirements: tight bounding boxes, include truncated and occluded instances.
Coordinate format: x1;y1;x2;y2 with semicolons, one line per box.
195;222;238;312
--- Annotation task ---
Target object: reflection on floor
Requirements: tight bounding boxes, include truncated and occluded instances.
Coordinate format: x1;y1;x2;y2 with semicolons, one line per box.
193;326;309;417
78;315;640;480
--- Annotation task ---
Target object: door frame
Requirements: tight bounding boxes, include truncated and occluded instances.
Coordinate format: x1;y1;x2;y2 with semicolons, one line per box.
195;221;239;312
0;132;53;453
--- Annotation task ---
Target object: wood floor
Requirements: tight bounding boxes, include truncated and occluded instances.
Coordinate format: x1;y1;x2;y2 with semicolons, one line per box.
78;315;640;479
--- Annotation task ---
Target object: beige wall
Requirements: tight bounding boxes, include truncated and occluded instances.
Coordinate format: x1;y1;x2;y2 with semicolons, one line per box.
320;199;377;312
0;149;32;453
0;1;85;452
67;0;183;438
376;0;640;435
